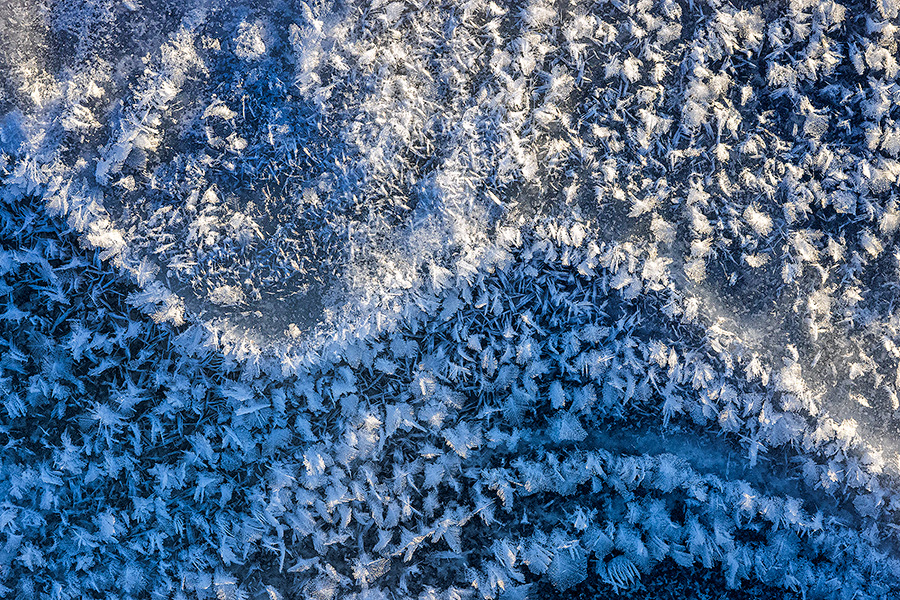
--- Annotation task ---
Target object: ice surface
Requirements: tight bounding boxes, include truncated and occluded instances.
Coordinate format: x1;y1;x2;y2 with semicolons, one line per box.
4;0;900;599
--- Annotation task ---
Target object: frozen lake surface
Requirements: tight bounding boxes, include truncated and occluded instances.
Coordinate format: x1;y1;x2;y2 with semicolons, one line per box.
3;0;900;598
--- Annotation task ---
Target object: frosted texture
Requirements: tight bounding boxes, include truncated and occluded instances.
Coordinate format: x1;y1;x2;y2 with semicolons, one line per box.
3;0;900;599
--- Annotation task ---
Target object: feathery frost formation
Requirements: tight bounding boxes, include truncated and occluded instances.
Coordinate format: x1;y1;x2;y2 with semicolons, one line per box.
3;0;900;598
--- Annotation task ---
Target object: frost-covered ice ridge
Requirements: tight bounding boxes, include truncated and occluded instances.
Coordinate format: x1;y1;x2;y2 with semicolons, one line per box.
3;0;900;598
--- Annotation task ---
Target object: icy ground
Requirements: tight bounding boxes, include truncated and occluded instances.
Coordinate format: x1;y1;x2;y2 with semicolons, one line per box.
3;0;900;599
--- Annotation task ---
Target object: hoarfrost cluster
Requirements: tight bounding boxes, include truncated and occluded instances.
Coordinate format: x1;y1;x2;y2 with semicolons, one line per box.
3;0;900;598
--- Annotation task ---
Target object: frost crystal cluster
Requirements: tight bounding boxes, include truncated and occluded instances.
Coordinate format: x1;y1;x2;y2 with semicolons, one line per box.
3;0;900;599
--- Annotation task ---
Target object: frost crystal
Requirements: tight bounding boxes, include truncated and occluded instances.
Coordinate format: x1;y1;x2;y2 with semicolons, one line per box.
3;0;900;599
